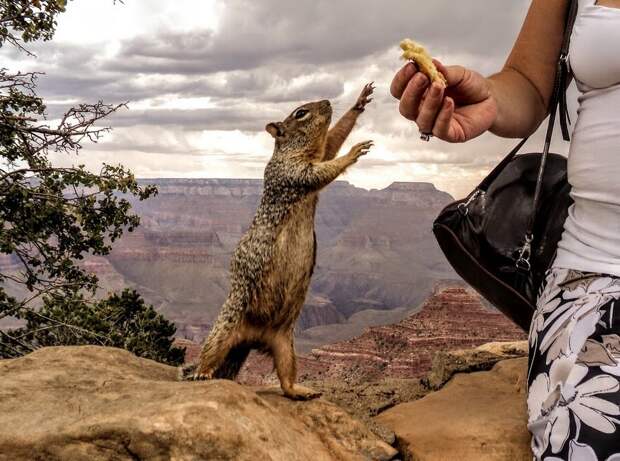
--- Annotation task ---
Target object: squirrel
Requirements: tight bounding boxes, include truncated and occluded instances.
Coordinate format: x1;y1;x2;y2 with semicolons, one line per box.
181;83;375;400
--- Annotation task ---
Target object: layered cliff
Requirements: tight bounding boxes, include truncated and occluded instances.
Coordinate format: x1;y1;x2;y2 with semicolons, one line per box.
105;178;456;350
0;178;458;350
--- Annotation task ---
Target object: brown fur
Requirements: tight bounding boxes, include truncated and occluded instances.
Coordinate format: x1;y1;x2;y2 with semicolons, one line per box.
182;85;374;400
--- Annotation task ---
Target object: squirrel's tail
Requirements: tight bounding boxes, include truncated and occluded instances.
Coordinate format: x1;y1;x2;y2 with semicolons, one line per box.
212;343;251;380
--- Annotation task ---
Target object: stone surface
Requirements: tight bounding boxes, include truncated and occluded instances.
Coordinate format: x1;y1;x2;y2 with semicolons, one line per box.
376;357;531;461
0;346;398;461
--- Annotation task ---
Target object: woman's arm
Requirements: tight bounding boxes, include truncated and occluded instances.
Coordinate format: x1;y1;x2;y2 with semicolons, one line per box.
391;0;570;141
489;0;569;138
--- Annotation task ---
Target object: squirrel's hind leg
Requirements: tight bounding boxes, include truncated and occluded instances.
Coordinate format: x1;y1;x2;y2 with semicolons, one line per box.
270;331;321;400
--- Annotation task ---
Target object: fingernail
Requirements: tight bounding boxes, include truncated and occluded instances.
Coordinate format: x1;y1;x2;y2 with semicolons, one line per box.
431;83;441;96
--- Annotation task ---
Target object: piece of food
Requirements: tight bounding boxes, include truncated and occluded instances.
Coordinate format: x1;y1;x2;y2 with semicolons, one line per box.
400;38;447;86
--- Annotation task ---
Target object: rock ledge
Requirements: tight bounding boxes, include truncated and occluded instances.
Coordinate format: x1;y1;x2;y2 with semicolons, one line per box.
0;346;397;461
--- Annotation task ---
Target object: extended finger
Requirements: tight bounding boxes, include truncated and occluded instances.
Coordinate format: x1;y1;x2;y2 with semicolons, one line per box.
416;82;444;133
398;72;429;120
390;62;416;99
432;97;455;140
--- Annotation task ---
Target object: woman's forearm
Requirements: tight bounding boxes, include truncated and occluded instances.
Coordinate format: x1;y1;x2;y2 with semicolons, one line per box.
487;68;548;138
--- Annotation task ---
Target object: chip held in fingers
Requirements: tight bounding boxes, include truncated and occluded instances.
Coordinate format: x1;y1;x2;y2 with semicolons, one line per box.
400;39;447;87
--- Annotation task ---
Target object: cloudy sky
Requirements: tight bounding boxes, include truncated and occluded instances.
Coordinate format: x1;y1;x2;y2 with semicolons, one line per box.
2;0;576;198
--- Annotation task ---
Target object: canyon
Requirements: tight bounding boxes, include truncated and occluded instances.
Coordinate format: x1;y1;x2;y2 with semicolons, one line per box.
0;176;532;460
78;178;459;351
1;179;526;358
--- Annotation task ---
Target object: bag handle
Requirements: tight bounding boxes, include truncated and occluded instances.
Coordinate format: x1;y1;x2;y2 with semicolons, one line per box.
559;0;579;141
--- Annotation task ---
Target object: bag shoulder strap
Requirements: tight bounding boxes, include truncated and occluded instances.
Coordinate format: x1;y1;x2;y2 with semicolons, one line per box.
477;137;529;191
528;0;578;232
559;0;579;141
510;0;579;270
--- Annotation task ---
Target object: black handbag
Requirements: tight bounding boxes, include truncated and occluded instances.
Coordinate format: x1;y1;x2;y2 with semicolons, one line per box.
432;0;578;332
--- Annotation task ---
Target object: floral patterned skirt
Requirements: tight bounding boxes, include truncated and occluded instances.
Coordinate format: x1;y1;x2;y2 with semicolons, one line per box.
528;267;620;460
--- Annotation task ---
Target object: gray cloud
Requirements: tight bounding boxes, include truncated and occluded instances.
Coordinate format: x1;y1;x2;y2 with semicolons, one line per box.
110;0;527;75
107;106;277;130
3;0;564;198
29;0;530;104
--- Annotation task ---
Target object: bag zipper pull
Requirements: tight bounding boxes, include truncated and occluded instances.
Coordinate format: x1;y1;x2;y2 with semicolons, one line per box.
515;233;533;272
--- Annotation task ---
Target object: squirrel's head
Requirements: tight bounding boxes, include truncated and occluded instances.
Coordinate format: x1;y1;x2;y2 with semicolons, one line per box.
265;100;332;156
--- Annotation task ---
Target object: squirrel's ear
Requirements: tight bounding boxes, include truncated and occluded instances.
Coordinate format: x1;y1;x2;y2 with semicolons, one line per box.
265;122;284;138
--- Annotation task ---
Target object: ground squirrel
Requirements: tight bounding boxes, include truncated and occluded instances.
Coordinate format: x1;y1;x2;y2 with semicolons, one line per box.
182;83;374;400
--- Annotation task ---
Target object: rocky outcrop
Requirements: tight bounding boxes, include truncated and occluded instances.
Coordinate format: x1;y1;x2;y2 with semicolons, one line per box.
426;340;528;390
376;357;531;461
0;346;397;461
237;340;532;461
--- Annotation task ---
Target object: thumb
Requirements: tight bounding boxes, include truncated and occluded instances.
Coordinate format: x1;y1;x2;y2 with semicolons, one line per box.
433;59;447;80
432;59;490;103
432;59;462;87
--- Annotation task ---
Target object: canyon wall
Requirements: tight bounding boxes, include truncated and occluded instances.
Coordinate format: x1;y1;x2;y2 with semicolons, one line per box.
106;178;458;350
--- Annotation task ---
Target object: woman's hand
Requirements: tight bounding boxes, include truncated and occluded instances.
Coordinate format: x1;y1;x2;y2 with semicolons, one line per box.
390;60;498;143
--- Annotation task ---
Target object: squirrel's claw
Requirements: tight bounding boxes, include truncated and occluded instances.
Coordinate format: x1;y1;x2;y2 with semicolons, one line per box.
350;140;374;159
178;363;214;381
187;371;213;381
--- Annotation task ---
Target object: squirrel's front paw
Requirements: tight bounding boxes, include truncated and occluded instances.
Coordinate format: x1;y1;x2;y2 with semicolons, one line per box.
354;82;375;110
349;140;374;160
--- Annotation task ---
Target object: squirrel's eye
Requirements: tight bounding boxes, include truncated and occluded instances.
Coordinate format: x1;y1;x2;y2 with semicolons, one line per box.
294;109;309;120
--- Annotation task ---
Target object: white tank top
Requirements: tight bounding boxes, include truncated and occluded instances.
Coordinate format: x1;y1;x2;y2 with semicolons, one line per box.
551;0;620;276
